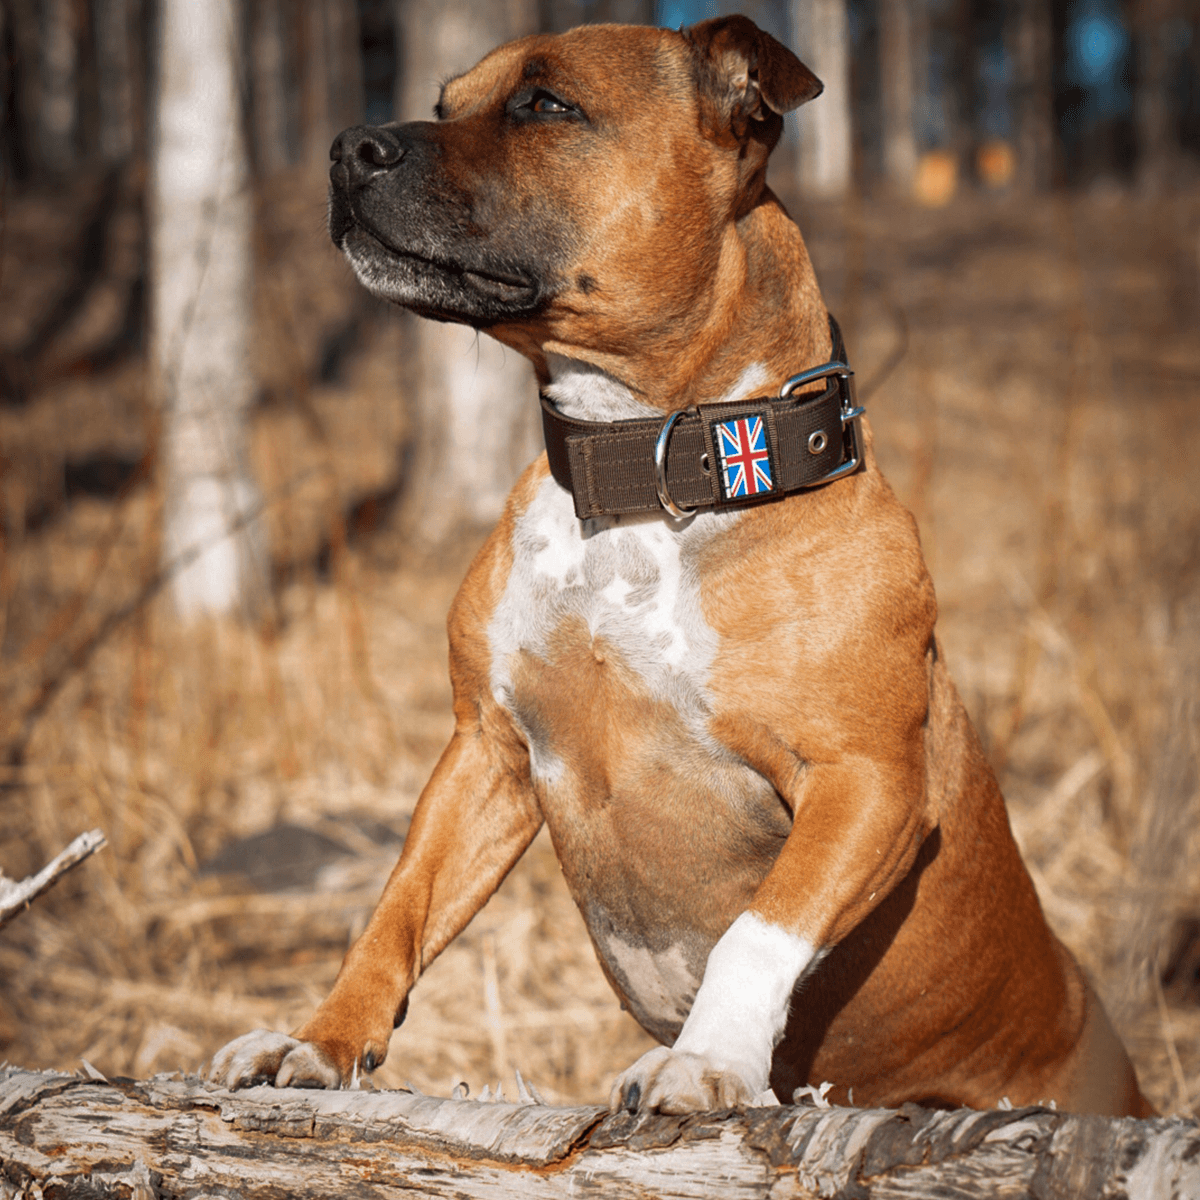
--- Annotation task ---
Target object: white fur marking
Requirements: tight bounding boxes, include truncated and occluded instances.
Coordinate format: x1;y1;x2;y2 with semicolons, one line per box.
491;361;772;783
487;476;737;769
713;361;770;406
545;355;657;421
672;912;819;1095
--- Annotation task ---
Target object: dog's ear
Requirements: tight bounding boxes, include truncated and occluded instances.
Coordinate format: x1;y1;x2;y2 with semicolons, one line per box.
685;14;823;135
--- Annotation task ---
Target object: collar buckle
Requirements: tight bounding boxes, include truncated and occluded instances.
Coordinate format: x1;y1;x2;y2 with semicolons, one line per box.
779;362;864;487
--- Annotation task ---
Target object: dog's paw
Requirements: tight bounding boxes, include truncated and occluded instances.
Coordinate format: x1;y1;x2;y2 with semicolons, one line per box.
208;1030;302;1089
609;1046;758;1115
208;1030;341;1090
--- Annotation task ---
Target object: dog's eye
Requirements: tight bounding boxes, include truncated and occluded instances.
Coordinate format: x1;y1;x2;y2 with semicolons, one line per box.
508;88;582;124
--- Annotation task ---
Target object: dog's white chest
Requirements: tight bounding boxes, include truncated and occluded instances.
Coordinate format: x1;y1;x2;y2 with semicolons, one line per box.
487;476;733;781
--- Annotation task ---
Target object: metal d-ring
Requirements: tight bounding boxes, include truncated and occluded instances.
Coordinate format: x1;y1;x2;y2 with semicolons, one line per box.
654;409;695;519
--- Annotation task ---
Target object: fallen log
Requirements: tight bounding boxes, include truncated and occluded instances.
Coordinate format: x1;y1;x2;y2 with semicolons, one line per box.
0;830;107;930
0;1066;1195;1199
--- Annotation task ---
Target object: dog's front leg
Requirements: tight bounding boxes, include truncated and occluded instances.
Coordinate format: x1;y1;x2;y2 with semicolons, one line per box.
209;720;541;1089
611;754;930;1114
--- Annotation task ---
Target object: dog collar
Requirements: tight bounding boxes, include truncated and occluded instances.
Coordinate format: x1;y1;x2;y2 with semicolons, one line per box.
539;315;863;520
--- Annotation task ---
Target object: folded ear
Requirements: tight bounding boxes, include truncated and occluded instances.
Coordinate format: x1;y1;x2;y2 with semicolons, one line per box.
685;14;823;134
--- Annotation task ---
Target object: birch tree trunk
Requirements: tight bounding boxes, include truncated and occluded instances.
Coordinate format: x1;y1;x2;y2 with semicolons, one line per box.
878;0;917;195
791;0;852;199
151;0;267;619
392;0;542;547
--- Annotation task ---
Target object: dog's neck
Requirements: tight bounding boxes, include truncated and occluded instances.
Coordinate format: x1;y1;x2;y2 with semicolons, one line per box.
539;197;828;423
545;355;772;422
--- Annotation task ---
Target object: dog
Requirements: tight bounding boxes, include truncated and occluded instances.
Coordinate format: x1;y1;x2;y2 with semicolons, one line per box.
209;16;1151;1117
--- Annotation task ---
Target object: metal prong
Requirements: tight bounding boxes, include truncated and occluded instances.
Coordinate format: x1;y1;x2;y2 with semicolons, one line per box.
778;361;853;400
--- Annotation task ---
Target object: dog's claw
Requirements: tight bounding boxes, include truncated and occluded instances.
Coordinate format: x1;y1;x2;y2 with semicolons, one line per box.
622;1080;642;1113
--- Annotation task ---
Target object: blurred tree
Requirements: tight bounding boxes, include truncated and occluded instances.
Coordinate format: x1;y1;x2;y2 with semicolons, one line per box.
38;0;78;170
1132;0;1187;193
94;0;135;163
1009;0;1055;189
251;0;294;174
0;5;15;179
879;0;918;193
151;0;267;618
950;0;977;172
792;0;852;196
301;0;364;168
543;0;652;24
391;0;542;547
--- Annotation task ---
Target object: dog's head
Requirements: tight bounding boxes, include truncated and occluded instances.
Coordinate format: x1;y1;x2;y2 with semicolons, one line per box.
328;18;821;375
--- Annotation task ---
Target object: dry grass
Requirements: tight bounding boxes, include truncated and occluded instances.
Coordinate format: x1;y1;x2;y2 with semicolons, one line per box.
1;166;1197;1113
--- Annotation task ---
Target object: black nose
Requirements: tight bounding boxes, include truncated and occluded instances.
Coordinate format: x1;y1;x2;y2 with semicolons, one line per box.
330;125;404;191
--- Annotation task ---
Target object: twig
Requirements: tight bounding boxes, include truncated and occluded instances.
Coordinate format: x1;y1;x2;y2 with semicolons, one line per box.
0;829;108;930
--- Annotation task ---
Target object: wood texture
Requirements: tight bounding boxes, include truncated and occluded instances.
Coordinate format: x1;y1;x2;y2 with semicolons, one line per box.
2;1067;1197;1198
0;830;107;930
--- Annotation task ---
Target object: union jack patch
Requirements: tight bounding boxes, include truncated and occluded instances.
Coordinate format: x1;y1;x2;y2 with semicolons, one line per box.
714;414;774;500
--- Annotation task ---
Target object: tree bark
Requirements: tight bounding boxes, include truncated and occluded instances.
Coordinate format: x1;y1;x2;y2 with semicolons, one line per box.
391;0;542;547
791;0;853;198
2;1068;1198;1199
151;0;268;619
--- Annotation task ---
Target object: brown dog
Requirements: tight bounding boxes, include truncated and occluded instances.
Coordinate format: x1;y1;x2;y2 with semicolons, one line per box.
209;17;1150;1116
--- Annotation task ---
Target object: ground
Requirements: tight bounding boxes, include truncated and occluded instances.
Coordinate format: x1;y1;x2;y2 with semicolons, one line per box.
0;162;1197;1113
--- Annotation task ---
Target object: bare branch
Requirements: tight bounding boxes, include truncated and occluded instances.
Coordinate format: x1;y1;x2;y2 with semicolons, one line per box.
0;830;107;930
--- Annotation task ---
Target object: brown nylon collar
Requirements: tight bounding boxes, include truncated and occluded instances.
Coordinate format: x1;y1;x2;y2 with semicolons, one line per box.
540;315;862;520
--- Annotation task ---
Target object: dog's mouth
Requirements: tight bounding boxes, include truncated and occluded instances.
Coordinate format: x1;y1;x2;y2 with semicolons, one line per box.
337;222;542;323
460;264;537;303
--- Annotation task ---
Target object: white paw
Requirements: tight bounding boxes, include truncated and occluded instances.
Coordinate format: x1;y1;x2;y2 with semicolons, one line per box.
208;1030;300;1089
609;1046;758;1115
207;1030;341;1090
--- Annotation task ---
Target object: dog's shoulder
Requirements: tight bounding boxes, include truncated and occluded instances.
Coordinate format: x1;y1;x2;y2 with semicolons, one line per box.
700;446;938;760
